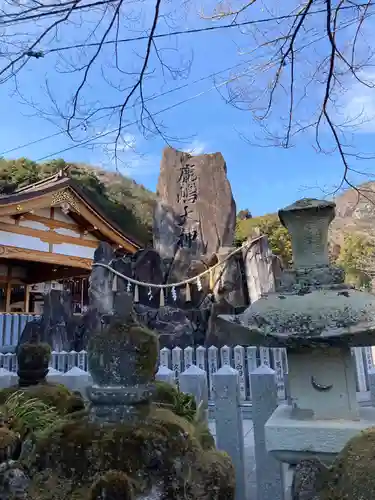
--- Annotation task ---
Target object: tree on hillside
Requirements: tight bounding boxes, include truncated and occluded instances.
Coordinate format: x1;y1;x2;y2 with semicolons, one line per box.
235;214;292;266
0;158;155;242
237;209;252;220
337;233;375;289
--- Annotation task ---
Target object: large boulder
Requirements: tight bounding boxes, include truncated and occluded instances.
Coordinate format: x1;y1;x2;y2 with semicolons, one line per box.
155;147;237;260
134;304;196;349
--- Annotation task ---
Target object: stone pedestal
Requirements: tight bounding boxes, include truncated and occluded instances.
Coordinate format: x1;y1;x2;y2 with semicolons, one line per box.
287;346;359;420
88;384;154;424
265;405;375;465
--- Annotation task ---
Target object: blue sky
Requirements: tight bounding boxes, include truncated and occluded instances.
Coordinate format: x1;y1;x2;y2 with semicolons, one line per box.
0;0;375;216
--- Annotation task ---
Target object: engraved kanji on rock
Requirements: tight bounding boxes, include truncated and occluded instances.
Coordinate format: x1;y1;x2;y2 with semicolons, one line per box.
154;147;237;260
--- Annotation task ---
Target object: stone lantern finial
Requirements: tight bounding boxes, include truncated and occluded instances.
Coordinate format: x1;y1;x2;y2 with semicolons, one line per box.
278;198;335;270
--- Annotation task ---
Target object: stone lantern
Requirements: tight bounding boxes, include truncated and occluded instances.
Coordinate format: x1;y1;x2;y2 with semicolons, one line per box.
218;199;375;476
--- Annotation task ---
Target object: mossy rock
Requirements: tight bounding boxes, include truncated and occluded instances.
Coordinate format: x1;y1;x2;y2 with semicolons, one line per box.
154;380;179;406
17;342;51;386
0;383;85;416
154;381;196;416
320;427;375;500
89;470;134;500
152;383;215;450
88;316;158;386
0;427;20;461
24;407;234;500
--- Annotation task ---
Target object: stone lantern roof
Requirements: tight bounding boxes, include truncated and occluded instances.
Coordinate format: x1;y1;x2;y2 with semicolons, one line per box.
218;198;375;349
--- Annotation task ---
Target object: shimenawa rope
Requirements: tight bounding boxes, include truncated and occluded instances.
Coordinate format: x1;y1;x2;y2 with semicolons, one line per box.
92;235;263;305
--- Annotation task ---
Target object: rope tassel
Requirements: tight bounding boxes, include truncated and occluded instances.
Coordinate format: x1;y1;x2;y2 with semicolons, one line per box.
92;238;257;306
159;288;165;307
134;284;139;303
112;274;118;292
209;268;214;291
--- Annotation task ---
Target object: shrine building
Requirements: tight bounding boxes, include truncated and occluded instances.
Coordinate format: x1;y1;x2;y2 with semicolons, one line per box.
0;170;141;320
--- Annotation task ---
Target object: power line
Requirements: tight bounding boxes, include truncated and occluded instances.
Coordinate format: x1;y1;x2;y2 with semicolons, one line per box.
34;72;245;161
3;8;361;158
0;59;251;156
42;3;375;54
2;2;373;56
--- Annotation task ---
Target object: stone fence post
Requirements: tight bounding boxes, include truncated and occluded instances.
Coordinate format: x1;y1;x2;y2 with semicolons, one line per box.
250;365;283;500
0;367;17;389
179;365;209;424
368;367;375;406
62;367;92;398
213;365;246;500
155;365;175;386
46;367;66;385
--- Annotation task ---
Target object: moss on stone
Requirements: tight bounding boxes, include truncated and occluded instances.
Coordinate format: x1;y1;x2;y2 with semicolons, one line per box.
198;449;235;500
153;381;196;417
320;427;375;500
153;382;215;450
0;427;20;461
154;380;179;406
89;470;134;500
0;383;84;416
88;317;158;385
24;406;234;500
16;342;51;386
17;342;51;361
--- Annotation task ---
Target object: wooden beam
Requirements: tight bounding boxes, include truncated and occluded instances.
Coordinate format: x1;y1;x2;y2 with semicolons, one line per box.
49;207;54;252
5;265;11;312
0;220;98;248
20;212;83;232
0;244;92;270
0;189;139;253
24;284;30;313
25;266;90;284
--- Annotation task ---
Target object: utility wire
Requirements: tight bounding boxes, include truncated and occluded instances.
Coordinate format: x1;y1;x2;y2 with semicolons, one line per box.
3;10;361;157
34;71;247;161
36;3;375;54
1;3;373;55
0;59;251;156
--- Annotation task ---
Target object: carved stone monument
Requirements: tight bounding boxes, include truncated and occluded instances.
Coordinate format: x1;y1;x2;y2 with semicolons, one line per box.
218;198;375;493
155;147;237;264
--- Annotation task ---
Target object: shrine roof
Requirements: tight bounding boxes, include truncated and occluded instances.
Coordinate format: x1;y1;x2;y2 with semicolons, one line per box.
0;170;142;253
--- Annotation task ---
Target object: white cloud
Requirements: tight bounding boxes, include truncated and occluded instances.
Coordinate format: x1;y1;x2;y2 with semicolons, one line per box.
89;128;160;178
181;140;209;155
340;71;375;133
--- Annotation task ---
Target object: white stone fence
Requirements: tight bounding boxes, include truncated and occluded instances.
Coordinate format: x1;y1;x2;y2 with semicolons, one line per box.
0;313;39;349
0;344;374;402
